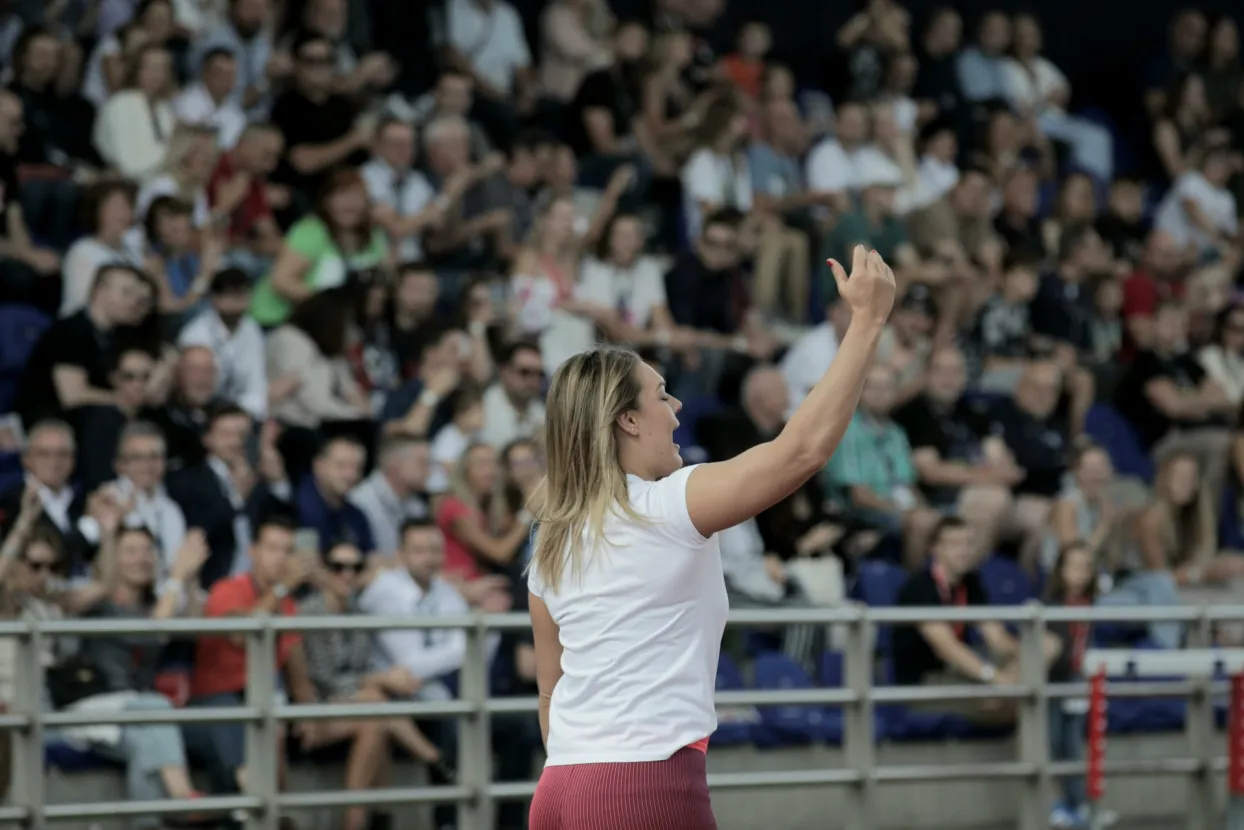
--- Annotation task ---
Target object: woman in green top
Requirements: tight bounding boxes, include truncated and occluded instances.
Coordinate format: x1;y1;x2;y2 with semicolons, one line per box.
251;168;389;326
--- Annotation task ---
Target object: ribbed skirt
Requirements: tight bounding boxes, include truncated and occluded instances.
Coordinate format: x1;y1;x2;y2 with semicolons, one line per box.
529;747;717;829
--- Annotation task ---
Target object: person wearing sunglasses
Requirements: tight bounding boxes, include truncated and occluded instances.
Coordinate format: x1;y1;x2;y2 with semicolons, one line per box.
296;541;451;830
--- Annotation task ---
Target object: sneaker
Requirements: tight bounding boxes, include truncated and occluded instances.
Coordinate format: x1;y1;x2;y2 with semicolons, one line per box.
1076;805;1119;827
1049;804;1079;828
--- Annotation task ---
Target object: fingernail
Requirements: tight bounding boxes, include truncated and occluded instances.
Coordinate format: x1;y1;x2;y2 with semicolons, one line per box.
826;258;838;268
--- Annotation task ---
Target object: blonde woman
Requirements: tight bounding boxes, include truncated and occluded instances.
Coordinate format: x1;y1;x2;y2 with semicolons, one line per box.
526;247;895;829
135;124;221;232
435;443;531;584
93;43;178;181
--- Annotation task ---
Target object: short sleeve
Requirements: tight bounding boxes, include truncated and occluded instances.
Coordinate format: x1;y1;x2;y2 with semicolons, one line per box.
286;218;330;259
203;578;248;617
647;464;710;547
526;554;545;598
682;150;722;205
806;141;850;193
436;497;474;534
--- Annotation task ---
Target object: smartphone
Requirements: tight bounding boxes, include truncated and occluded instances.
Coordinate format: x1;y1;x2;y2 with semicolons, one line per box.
293;528;320;557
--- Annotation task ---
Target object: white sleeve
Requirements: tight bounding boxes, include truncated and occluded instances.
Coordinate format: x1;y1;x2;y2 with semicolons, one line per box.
806;141;849;194
235;321;270;421
575;260;613;307
527;552;545;598
60;243;99;317
682;150;722;206
504;6;532;68
647;464;710;547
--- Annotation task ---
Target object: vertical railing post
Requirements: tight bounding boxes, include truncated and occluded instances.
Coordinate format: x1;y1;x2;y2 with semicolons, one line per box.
1184;608;1216;830
245;620;279;830
11;621;45;830
457;614;493;829
843;604;875;830
1017;603;1050;830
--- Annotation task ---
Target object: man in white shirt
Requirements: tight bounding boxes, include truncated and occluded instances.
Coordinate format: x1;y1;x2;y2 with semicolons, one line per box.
781;299;851;414
178;269;271;422
805;101;893;209
445;0;533;105
1153;147;1239;260
191;0;283;117
360;118;440;262
348;434;431;557
175;47;248;149
108;422;187;575
480;341;546;449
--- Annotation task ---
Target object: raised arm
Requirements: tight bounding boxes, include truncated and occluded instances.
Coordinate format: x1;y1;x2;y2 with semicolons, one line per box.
685;246;895;537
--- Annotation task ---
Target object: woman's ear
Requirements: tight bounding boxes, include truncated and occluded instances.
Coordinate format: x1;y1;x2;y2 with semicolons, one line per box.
616;410;640;438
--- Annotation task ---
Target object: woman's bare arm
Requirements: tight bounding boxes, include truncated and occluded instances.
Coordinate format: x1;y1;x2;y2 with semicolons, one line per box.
686;247;895;537
529;593;564;748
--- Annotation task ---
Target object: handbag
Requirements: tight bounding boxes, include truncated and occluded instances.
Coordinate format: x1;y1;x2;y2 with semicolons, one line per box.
46;653;111;709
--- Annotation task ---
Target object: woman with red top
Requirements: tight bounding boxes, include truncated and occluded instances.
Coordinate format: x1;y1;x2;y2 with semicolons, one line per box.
435;442;531;582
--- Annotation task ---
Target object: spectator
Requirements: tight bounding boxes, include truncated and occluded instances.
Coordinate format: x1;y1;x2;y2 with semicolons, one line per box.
428;387;484;494
749;98;817;229
181;515;318;796
381;325;464;439
970;250;1039;392
834;0;909;102
1003;14;1114;181
349;434;431;557
295;436;374;555
443;0;535;148
191;0;283;116
1144;10;1207;116
1199;303;1244;406
1043;443;1125;573
911;7;967;137
720;19;771;101
92;43;177;181
895;345;1021;562
500;437;543;511
894;516;1055;723
1097;176;1150;265
408;69;492;161
636;29;704;177
109;421;186;571
297;540;446;830
1151;145;1239;262
74;345;163;491
166;405;291;588
14;264;148;428
65;525;207;828
956;10;1011;108
437;441;531;582
287;0;395;99
82;0;175;107
681;95;754;240
782;298;852;408
207;123;285;267
479;340;546;450
1120;230;1188;356
388;262;439;372
141;345;226;470
821;156;912;296
539;0;612;104
60;180;143;319
268;32;369;205
874;285;936;406
1203;17;1242;119
141;197;216;325
418;116;508;268
178;267;271;422
993;165;1046;259
1030;224;1112;360
1041;173;1099;262
1152;72;1217;182
251;168;387;327
135;123;219;232
0;90;62;313
822;362;940;569
361;118;440;262
174;46;247;149
565;26;648;192
805;100;888;208
1115;302;1234;484
0;420;97;573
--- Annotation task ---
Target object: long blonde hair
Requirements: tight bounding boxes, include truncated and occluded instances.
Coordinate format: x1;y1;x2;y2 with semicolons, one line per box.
1150;452;1216;567
531;346;646;592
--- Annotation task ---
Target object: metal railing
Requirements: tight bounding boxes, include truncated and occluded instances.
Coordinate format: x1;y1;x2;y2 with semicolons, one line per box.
1;603;1239;830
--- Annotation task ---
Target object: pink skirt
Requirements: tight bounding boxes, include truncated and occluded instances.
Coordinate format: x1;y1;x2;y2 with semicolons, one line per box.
529;746;717;830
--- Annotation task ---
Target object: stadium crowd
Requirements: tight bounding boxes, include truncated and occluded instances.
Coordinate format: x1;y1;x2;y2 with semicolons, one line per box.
0;0;1241;827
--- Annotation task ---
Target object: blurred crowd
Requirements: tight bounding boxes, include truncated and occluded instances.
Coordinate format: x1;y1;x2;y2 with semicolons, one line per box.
0;0;1241;827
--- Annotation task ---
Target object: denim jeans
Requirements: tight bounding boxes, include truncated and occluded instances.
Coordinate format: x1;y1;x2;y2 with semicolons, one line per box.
1048;700;1087;809
1097;571;1183;648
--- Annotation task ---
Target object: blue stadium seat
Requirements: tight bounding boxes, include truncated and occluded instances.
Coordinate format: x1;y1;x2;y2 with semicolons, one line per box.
978;556;1036;606
44;740;118;772
1084;404;1154;482
0;304;50;414
0;451;21;495
851;559;908;653
713;652;760;746
751;652;842;747
1220;481;1244;551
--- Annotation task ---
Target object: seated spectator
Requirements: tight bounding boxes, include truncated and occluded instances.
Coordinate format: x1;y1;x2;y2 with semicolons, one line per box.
60;180;144;319
1115;302;1234;492
822;362;941;569
167;405;291;589
0;90;62;314
956;10;1011;108
437;442;531;582
403;69;492;161
265;287;371;437
993;165;1047;260
806;98;887;211
500;438;544;512
349;434;432;558
749;98;818;231
1152;145;1239;263
681;95;754;241
82;0;175;107
428;387;484;494
874;285;935;406
781;298;851;408
251;169;388;328
986;361;1072;573
720;19;771;100
1152;72;1217;182
75;346;164;491
381;325;465;439
418;116;509;269
178;268;271;422
443;0;535;148
12;265;147;428
576;212;683;350
540;0;612;104
207;123;285;270
181;516;319;796
480;341;546;450
296;436;374;555
1003;14;1113;181
1030;221;1111;349
1097;176;1150;265
895;345;1020;561
894;119;961;216
1044;442;1127;574
268;32;369;206
108;421;186;572
636;29;706;177
297;540;447;830
174;47;247;149
1120;230;1188;357
92;43;177;181
142;197;217;325
141;345;227;470
1198;303;1244;406
1104;452;1243;648
65;525;207;826
190;0;285;117
565;19;648;164
0;420;96;574
894;517;1058;722
362;118;440;262
135;123;219;234
284;0;396;99
970;250;1039;393
1041;173;1099;264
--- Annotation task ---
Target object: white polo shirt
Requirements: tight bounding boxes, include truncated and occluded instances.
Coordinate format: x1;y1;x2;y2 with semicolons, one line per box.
528;464;728;766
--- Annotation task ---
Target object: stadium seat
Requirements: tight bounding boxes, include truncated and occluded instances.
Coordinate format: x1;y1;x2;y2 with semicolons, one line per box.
0;451;22;495
751;652;843;747
1220;481;1244;551
714;652;761;746
44;740;118;772
0;304;50;414
851;559;908;653
1084;404;1154;482
978;556;1036;606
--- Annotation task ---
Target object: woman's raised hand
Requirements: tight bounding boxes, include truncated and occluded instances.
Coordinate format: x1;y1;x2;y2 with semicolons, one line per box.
827;245;896;328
